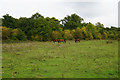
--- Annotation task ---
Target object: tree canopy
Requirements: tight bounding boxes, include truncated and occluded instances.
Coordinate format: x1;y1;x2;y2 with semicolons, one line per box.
1;13;119;41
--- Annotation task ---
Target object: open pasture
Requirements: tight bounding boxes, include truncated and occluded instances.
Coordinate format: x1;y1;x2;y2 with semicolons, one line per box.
2;40;118;78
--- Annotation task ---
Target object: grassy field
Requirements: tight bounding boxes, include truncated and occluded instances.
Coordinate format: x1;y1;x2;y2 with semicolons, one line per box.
2;40;118;78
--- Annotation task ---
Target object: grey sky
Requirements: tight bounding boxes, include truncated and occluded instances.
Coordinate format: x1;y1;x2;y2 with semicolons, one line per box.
118;1;120;27
0;0;119;27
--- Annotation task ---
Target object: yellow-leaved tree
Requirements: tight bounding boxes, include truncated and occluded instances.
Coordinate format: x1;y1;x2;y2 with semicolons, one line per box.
81;26;88;40
2;26;11;40
103;32;108;39
63;30;73;40
52;31;60;40
97;33;102;40
89;32;93;40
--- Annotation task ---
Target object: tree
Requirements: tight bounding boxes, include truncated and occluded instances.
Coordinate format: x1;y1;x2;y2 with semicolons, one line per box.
63;30;73;40
1;13;119;41
86;23;98;39
97;33;102;40
95;22;104;28
103;32;108;39
61;13;84;30
52;31;60;40
31;13;44;19
71;29;75;37
0;18;2;26
17;17;33;39
30;18;52;41
2;26;11;40
11;28;27;40
89;32;93;40
64;21;78;30
35;34;39;41
108;33;115;40
118;31;120;40
2;14;18;29
46;17;60;31
115;34;118;40
16;29;27;40
74;27;83;39
40;26;52;41
81;27;88;40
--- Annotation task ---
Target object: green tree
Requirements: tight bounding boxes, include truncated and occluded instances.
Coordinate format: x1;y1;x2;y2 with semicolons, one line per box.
2;14;18;29
108;33;115;40
11;28;27;40
61;13;84;30
40;26;52;41
86;23;98;39
31;13;44;19
95;22;104;28
46;17;60;31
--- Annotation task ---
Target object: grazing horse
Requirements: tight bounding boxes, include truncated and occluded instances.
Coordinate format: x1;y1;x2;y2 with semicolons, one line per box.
58;39;66;43
75;39;80;43
52;39;66;43
52;39;59;43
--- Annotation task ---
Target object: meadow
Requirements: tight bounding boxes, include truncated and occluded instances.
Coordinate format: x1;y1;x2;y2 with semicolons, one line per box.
2;40;118;78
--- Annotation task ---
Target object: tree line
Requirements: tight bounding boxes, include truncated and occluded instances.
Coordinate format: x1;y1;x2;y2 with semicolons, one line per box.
1;13;119;41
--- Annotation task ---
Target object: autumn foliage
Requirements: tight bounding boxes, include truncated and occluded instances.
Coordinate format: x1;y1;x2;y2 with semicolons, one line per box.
1;13;119;41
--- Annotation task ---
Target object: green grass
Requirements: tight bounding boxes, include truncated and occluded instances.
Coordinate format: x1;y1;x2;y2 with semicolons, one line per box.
2;40;118;78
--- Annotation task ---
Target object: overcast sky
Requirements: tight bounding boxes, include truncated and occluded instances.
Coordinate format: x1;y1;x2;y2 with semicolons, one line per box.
0;0;119;27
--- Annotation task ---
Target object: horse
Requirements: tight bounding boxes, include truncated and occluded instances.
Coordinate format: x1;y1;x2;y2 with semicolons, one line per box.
52;39;59;43
52;39;66;43
75;39;80;43
58;39;66;43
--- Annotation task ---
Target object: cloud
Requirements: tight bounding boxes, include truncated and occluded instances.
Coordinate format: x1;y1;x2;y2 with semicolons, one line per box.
62;0;119;27
118;1;120;27
0;0;119;27
62;2;103;18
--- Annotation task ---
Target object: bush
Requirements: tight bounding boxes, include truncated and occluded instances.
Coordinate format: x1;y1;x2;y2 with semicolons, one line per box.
97;33;102;40
103;32;108;39
74;28;83;39
108;33;115;40
11;28;27;41
89;32;93;40
2;26;11;40
52;31;60;40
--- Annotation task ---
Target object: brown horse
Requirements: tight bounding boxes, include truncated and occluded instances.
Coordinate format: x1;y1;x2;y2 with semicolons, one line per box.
58;39;66;43
52;39;66;43
75;39;80;43
52;39;59;43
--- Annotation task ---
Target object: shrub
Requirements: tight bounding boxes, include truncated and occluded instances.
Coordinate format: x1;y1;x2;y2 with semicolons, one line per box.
11;28;27;41
2;26;11;40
